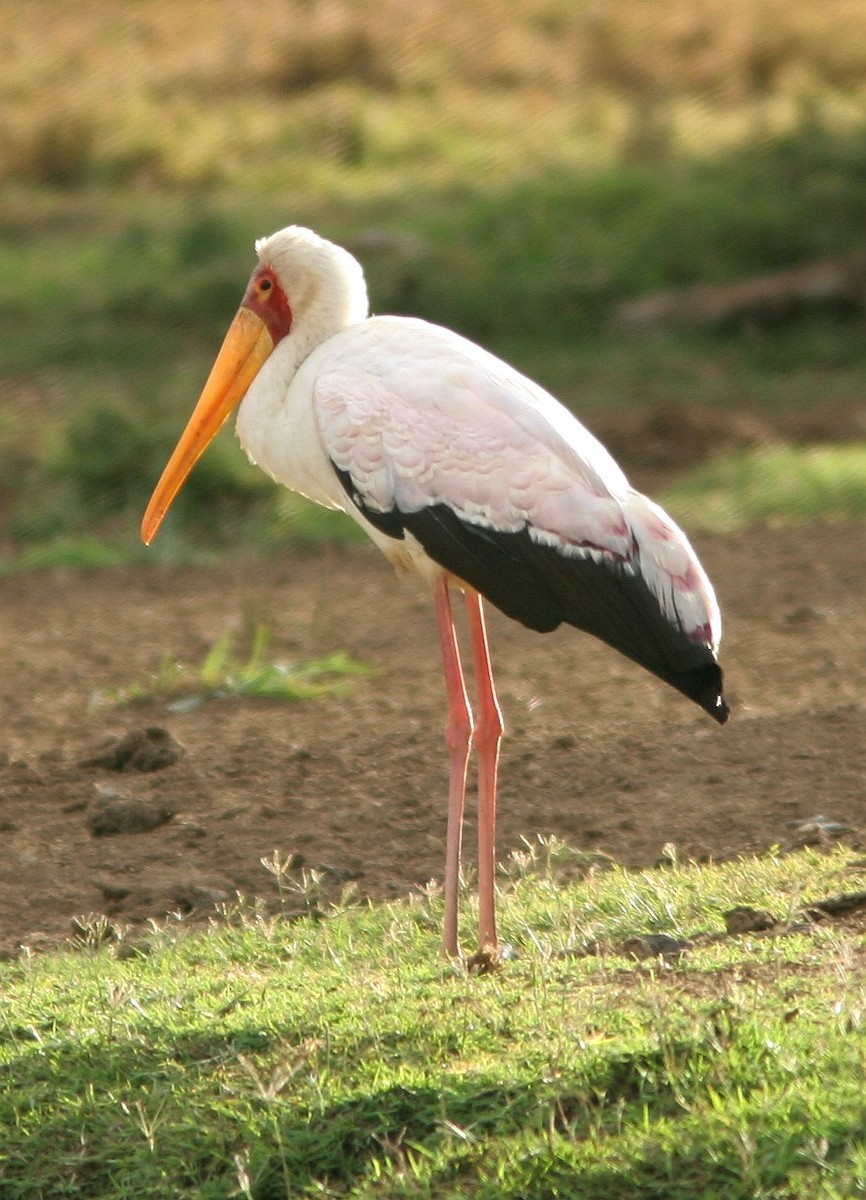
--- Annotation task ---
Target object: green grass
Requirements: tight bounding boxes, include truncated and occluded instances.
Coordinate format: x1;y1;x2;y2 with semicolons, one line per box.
1;843;865;1197
662;442;866;532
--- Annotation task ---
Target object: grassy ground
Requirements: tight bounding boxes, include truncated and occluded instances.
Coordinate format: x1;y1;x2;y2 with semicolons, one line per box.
664;442;866;532
1;843;865;1198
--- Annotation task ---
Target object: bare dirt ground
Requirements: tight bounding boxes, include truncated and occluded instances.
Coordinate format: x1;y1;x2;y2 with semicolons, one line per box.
2;422;866;955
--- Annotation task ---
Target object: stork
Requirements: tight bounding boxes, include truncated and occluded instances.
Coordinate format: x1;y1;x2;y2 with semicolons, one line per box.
142;225;728;962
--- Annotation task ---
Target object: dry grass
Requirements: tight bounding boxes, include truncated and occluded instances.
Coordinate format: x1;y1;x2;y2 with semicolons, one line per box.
3;0;866;190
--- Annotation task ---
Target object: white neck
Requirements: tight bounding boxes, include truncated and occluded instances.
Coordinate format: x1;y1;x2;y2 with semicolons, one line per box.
234;226;370;504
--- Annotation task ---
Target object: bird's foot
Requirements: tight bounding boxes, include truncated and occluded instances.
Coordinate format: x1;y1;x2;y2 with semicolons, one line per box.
466;945;503;974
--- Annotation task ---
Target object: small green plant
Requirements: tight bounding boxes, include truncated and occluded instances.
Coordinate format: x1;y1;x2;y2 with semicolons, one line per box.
501;833;616;884
90;624;371;711
261;851;327;916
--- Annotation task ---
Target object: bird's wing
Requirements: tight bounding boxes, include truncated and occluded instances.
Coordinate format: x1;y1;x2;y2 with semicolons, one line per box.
313;318;725;719
314;317;632;550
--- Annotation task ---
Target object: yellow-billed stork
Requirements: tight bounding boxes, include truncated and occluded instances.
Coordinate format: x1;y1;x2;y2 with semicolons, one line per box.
142;225;728;962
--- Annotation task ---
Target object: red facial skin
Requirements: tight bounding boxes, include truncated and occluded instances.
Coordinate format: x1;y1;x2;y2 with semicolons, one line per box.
241;266;293;346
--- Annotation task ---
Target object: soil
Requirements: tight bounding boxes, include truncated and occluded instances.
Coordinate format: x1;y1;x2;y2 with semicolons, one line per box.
2;415;866;956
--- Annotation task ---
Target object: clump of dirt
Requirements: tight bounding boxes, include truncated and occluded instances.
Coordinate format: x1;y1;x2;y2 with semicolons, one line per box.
87;788;176;837
79;726;185;773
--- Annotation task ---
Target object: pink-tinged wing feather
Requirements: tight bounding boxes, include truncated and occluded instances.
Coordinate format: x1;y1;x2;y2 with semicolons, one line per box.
316;317;631;542
623;492;722;651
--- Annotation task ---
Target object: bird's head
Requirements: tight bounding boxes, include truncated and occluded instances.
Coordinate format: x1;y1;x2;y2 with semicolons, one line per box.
140;225;368;544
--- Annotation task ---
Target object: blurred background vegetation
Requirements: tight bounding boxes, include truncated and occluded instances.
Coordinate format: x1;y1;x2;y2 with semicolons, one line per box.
3;0;866;568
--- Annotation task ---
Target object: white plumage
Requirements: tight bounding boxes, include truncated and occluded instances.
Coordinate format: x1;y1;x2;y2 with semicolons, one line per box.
143;224;728;963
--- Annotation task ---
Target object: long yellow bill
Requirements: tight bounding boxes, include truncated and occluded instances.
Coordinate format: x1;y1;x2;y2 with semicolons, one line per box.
141;307;274;544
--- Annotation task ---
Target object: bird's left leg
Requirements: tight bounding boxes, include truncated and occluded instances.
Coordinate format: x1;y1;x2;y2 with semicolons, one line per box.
434;576;474;959
464;589;504;953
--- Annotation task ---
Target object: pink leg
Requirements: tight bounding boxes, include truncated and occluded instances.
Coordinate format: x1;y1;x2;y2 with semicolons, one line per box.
434;577;473;958
464;589;504;952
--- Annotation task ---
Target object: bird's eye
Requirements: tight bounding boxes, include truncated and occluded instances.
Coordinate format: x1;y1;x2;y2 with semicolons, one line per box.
259;277;273;293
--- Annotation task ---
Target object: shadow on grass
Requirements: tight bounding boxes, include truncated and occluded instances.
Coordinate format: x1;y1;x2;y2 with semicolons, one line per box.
0;1027;671;1193
1;1014;860;1198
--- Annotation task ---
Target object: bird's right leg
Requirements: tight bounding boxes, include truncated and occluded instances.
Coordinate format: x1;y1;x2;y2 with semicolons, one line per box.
434;576;473;959
464;590;503;955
